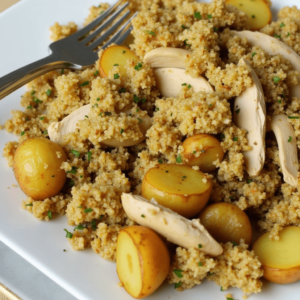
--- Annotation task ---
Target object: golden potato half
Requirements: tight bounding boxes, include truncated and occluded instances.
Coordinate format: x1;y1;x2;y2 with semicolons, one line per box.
142;164;212;218
13;138;67;200
252;226;300;284
116;225;170;299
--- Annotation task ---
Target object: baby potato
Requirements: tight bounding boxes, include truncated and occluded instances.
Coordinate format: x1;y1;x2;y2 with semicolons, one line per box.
252;226;300;284
199;202;252;245
116;225;170;299
13;138;67;200
182;134;224;173
142;164;212;218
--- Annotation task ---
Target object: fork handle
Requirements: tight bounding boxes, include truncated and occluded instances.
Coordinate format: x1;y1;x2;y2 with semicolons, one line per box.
0;53;70;100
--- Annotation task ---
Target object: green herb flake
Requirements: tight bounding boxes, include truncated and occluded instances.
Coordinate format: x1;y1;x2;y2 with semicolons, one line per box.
252;52;257;58
64;229;73;239
198;262;202;266
184;39;191;46
208;272;214;276
74;224;85;231
80;175;83;178
71;149;80;158
68;180;75;187
48;211;52;219
33;97;43;104
85;115;88;118
113;64;119;66
288;136;292;142
280;22;285;28
25;203;33;206
134;62;143;71
181;24;188;29
97;97;100;101
232;241;238;246
141;214;145;218
173;269;183;278
99;215;104;220
235;108;240;114
247;179;253;184
46;89;52;96
158;159;163;164
207;14;212;19
20;131;25;136
156;107;160;111
221;286;224;291
67;166;78;175
176;155;182;163
141;98;147;104
229;196;235;200
87;151;92;162
273;76;281;83
31;90;36;95
252;15;255;18
182;83;187;86
134;95;140;103
138;118;142;123
194;11;202;19
287;32;290;37
213;27;219;32
120;128;124;134
143;30;156;36
198;244;202;248
188;84;192;89
25;117;30;121
278;99;282;104
119;88;126;93
27;105;32;110
40;117;45;121
84;208;93;213
288;116;300;119
227;298;234;300
77;206;83;208
274;34;281;39
79;81;89;87
94;70;99;76
123;50;126;53
220;133;225;139
174;281;182;289
105;112;112;116
61;69;64;74
233;137;238;141
91;219;97;230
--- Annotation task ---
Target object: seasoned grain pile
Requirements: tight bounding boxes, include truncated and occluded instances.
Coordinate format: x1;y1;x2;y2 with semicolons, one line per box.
3;0;300;296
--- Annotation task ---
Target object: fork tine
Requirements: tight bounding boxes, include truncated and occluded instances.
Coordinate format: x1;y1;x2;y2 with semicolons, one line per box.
72;0;126;40
82;3;129;45
87;10;131;49
91;12;138;50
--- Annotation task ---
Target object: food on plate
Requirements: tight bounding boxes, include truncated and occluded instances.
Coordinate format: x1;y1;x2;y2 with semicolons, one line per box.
153;68;213;98
48;104;151;147
182;134;224;172
121;193;223;256
3;0;300;297
199;202;252;245
141;164;212;218
116;225;170;298
225;0;272;30
233;58;266;176
13;138;67;200
252;226;300;284
143;47;190;69
232;30;300;98
98;45;138;78
266;114;299;187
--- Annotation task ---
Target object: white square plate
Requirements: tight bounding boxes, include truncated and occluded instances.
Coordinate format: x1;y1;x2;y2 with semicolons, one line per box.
0;0;299;299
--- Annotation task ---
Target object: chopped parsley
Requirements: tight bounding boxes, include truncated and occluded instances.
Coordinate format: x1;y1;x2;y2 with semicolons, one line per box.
20;131;25;136
221;286;224;291
198;244;202;248
194;11;202;19
156;107;159;111
274;33;281;39
174;281;182;289
64;229;73;239
188;84;192;89
173;269;183;278
287;32;290;37
227;298;234;300
119;88;126;93
97;97;100;101
181;24;188;29
233;137;238;141
141;98;147;104
31;90;36;95
91;219;97;230
61;69;64;74
235;108;240;114
27;105;32;109
113;64;119;66
71;149;80;158
247;179;253;184
278;99;282;104
138;118;142;123
288;116;300;119
79;81;89;87
123;50;126;53
176;155;182;163
252;52;257;58
120;128;124;134
25;203;33;206
288;136;292;142
134;62;143;71
158;159;163;164
84;208;93;213
184;39;191;46
87;151;92;162
143;30;156;35
104;112;112;116
207;14;212;19
46;89;52;96
74;224;86;231
213;27;219;32
67;166;78;174
252;15;255;18
141;214;145;218
220;133;225;139
134;95;140;103
33;97;43;104
280;22;285;28
94;70;99;76
114;73;120;79
40;117;45;121
231;241;238;246
198;262;203;266
182;83;187;86
48;211;52;219
85;115;89;118
273;76;281;84
68;180;75;187
208;272;214;276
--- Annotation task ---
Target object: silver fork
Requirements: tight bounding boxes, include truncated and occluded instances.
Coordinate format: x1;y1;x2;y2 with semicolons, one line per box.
0;0;137;100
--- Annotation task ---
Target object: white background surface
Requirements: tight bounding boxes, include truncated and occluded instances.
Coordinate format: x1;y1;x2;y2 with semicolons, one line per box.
0;0;300;299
